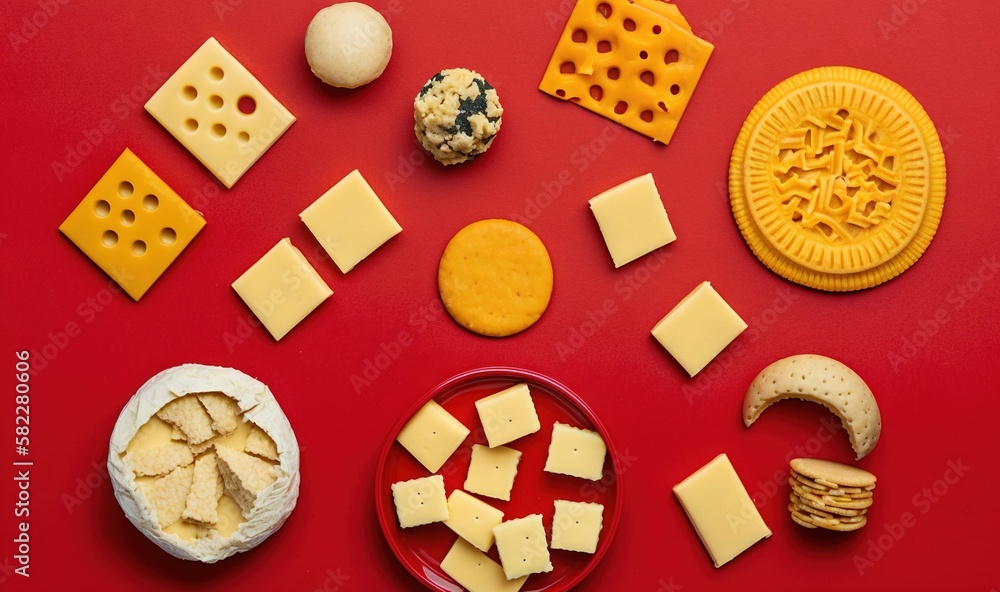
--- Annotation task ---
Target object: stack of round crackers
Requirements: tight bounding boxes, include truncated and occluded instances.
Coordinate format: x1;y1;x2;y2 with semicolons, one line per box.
788;458;875;532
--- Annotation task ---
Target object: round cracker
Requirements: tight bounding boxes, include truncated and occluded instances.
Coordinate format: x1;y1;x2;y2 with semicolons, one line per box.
797;496;867;517
438;219;553;337
744;356;882;459
819;516;868;532
790;511;818;529
790;497;836;519
791;458;877;488
788;476;846;497
794;487;874;510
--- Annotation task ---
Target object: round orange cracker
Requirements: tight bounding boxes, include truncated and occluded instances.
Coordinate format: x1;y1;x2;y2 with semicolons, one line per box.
729;66;945;291
438;219;554;337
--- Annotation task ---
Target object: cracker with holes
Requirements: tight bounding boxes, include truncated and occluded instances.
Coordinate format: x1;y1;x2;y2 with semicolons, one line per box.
58;148;205;301
743;354;881;459
109;364;300;563
539;0;714;143
145;37;295;188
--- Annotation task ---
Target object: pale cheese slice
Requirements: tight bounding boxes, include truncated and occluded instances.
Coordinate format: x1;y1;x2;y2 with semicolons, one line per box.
197;393;242;436
157;396;216;445
145;464;196;528
215;444;277;516
129;442;194;477
440;537;527;592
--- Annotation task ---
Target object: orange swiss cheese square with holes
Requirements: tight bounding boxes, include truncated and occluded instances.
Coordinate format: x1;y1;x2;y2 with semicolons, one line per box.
58;149;206;301
539;0;714;144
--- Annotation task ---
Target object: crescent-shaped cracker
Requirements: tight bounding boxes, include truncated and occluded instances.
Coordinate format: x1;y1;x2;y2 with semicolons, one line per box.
743;354;881;459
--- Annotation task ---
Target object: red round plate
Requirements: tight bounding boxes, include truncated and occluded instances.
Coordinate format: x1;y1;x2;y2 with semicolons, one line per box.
375;367;624;591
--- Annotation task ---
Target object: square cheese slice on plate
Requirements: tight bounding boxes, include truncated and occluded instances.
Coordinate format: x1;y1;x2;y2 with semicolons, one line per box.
464;444;522;501
391;475;449;528
145;37;294;188
589;173;676;268
651;281;747;377
58;148;206;301
673;454;771;568
475;384;541;448
551;500;604;554
300;169;402;274
444;490;505;552
231;238;333;341
440;537;527;592
396;400;470;473
544;423;607;481
492;514;553;580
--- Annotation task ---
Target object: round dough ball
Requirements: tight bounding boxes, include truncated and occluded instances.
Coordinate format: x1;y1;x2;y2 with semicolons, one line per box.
305;2;392;88
414;68;503;166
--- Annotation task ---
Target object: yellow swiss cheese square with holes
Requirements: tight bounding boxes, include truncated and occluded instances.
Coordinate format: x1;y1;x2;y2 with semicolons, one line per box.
145;37;294;188
58;148;205;301
539;0;713;143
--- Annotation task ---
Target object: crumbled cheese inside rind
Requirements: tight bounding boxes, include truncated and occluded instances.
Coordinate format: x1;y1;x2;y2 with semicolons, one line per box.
215;445;278;516
129;442;194;477
182;453;225;526
244;426;279;461
157;396;216;445
145;465;195;528
197;393;242;436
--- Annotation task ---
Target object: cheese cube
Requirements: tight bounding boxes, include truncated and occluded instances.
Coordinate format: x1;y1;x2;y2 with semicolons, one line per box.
589;174;676;268
492;514;553;580
673;454;771;568
475;384;541;448
391;475;449;528
396;400;470;473
440;537;528;592
231;238;333;341
543;423;607;481
145;38;294;188
444;490;505;552
651;281;747;377
551;500;604;554
300;169;402;274
57;148;206;301
464;444;522;501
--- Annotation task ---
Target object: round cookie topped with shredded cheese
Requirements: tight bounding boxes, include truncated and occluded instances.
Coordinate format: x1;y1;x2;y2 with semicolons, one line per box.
438;219;553;337
729;66;945;291
414;68;503;165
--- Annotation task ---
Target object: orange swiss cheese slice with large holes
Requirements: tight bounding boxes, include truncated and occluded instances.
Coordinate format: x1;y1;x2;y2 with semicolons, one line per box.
539;0;713;144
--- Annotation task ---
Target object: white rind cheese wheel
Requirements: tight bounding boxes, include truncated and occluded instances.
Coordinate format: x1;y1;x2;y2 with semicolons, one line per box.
108;364;300;562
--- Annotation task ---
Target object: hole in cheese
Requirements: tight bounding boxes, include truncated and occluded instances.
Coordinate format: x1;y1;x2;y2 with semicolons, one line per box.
182;85;198;101
211;123;227;138
132;240;147;256
102;230;118;247
639;50;648;59
142;194;159;211
597;2;611;18
572;29;587;43
184;119;199;132
607;67;620;80
560;61;576;74
209;66;224;81
623;18;636;31
118;181;134;198
121;209;135;226
664;49;680;64
160;228;177;246
653;25;662;35
640;110;653;123
237;131;250;144
614;101;628;115
670;84;681;95
208;95;224;110
238;96;257;115
597;40;612;53
590;85;604;101
94;200;111;217
640;70;655;86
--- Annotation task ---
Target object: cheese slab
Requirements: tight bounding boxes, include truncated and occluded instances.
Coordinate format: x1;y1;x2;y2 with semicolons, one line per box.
231;238;333;341
543;423;607;481
300;169;402;274
589;173;676;268
391;475;449;528
440;537;528;592
551;500;604;554
651;282;747;377
464;444;522;501
396;400;470;473
58;148;206;301
145;37;294;188
673;454;771;568
444;490;505;552
539;0;714;143
475;383;541;448
492;514;553;580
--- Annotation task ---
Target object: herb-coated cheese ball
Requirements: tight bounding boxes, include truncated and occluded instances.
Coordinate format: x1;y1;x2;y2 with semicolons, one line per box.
305;2;392;89
414;69;503;166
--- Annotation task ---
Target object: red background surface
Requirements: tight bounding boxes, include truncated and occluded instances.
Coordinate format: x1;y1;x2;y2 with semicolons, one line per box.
1;0;998;590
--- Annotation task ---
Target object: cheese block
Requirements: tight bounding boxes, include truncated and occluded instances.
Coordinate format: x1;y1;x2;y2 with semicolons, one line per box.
444;490;505;552
440;537;528;592
492;514;553;580
551;500;604;553
651;281;747;377
145;37;294;188
475;384;541;448
391;475;449;528
231;238;333;341
539;0;714;143
396;400;470;473
109;364;300;563
589;173;676;268
58;148;205;301
673;454;771;568
300;169;402;274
